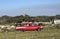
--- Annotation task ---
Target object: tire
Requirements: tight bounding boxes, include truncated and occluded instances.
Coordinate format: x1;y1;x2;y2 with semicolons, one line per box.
36;28;41;31
20;29;25;32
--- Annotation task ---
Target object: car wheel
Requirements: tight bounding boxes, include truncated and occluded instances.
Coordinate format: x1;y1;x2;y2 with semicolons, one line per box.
36;28;41;31
20;29;25;32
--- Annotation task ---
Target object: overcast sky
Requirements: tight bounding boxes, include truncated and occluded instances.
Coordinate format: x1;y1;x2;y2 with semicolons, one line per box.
0;0;60;16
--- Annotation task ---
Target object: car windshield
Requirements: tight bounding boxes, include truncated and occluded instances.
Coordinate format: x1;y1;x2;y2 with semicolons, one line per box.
16;23;37;26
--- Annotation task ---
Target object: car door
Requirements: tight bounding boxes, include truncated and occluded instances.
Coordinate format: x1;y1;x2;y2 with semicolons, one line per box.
25;25;37;31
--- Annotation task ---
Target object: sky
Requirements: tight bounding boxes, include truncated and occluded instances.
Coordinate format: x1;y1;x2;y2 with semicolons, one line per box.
0;0;60;16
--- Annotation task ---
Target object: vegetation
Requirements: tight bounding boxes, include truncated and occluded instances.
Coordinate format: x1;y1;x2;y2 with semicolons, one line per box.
55;24;60;29
0;15;60;24
0;26;60;39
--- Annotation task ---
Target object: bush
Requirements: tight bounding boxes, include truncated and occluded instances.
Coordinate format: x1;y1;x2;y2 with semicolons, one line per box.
1;27;8;32
55;24;60;29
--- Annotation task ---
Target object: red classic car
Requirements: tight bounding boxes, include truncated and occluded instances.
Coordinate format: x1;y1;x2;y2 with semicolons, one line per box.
15;23;43;32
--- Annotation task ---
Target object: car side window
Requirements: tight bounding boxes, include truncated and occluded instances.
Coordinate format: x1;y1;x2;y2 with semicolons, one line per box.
38;23;43;26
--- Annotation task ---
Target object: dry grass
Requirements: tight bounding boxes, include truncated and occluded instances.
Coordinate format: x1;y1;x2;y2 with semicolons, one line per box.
0;26;60;39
